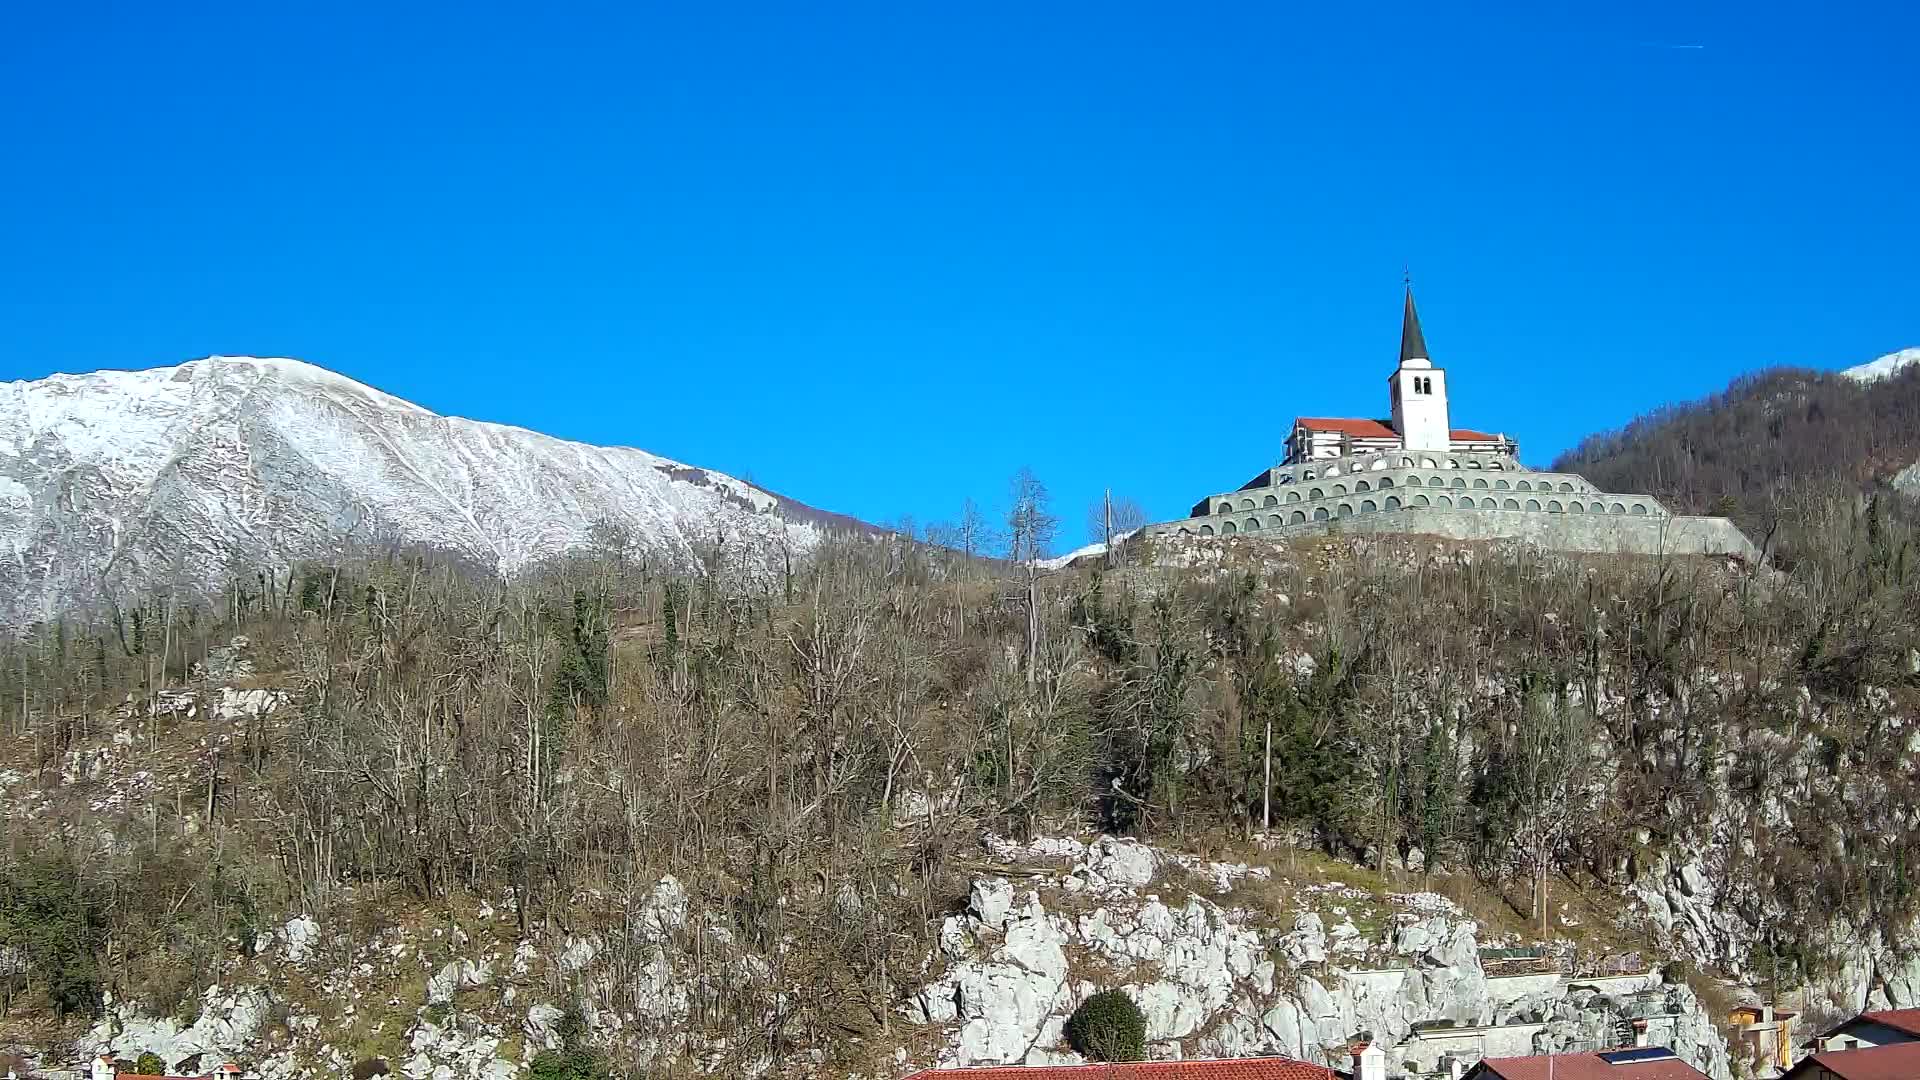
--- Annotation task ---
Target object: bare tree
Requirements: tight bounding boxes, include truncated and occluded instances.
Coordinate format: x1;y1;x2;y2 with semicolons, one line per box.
1007;468;1058;684
1085;490;1148;567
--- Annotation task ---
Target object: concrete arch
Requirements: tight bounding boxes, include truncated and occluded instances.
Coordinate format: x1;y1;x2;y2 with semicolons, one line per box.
1385;496;1402;510
1593;502;1609;514
1332;483;1348;496
1446;458;1461;469
1313;507;1330;521
1516;480;1532;491
1324;465;1342;478
1267;514;1284;527
1503;498;1520;510
1495;479;1511;490
1473;478;1490;489
1548;500;1563;512
1217;502;1233;515
1355;479;1372;492
1310;488;1325;500
1526;499;1541;511
1400;456;1415;467
1437;495;1453;508
1451;477;1468;489
1480;497;1498;509
1223;520;1238;534
1361;499;1377;512
1289;510;1307;524
1200;524;1215;535
1337;503;1354;517
1420;457;1439;468
1263;494;1279;507
1239;498;1256;511
1379;476;1395;488
1178;527;1192;536
1630;502;1649;515
1568;502;1584;514
1370;457;1388;471
1286;490;1302;503
1407;475;1423;486
1302;470;1316;481
1245;517;1261;531
1467;459;1483;470
1559;482;1574;492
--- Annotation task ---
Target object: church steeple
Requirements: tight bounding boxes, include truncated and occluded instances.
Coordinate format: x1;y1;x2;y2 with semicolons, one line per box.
1399;285;1430;365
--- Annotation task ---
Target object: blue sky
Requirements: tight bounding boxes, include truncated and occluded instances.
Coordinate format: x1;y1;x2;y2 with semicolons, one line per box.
3;2;1915;547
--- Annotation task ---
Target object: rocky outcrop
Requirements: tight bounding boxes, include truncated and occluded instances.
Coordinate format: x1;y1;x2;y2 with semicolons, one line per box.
908;838;1732;1080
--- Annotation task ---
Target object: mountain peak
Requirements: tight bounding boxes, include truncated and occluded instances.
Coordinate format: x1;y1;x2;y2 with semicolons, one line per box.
0;357;834;625
1842;347;1920;383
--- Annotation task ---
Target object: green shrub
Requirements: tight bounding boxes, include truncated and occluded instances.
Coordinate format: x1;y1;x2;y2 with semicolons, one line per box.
136;1054;166;1076
1064;990;1146;1062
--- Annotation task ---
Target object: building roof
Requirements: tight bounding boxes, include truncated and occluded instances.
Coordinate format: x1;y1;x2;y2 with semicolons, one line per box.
1401;287;1431;364
899;1057;1341;1080
1292;417;1503;443
1468;1050;1708;1080
1812;1009;1920;1043
1785;1041;1920;1080
1858;1010;1920;1038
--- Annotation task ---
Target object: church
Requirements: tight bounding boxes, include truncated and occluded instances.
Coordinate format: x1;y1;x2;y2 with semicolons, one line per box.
1142;289;1757;559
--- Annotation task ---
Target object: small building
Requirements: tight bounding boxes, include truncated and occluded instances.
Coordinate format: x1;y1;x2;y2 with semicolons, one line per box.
1779;1041;1920;1080
1728;1004;1798;1074
89;1057;244;1080
1462;1048;1709;1080
899;1055;1347;1080
1806;1010;1920;1054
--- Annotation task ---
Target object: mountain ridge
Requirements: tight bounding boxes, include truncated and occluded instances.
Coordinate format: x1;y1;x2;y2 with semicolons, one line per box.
0;356;860;625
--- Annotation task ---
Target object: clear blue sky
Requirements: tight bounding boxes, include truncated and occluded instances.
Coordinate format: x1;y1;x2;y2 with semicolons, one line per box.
4;2;1916;546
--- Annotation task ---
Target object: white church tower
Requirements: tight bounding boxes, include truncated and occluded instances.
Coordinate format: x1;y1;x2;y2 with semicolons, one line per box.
1388;286;1451;452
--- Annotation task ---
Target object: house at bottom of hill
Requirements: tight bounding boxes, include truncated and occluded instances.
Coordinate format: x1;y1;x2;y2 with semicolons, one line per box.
898;1053;1351;1080
1461;1048;1710;1080
87;1057;245;1080
1805;1010;1920;1054
1779;1041;1920;1080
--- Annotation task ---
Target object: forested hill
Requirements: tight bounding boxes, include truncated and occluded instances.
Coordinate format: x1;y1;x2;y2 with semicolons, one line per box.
1552;361;1920;524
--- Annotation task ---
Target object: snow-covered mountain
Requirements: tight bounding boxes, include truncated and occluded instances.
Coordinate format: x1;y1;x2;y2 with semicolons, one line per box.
0;356;849;625
1842;347;1920;383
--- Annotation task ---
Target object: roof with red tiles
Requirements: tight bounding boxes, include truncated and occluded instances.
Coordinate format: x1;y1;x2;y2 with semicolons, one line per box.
1467;1051;1708;1080
1292;417;1501;442
900;1056;1342;1080
1785;1041;1920;1080
1858;1010;1920;1038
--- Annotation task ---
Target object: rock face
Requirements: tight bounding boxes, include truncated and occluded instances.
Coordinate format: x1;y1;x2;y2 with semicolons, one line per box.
0;356;862;626
908;838;1733;1080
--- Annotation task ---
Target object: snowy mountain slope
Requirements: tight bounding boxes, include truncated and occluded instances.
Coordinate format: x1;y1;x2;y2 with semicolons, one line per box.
1842;347;1920;383
0;356;843;624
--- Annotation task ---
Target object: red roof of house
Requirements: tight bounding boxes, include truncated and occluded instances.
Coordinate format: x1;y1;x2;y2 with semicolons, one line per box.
1788;1042;1920;1080
1470;1052;1708;1080
1860;1010;1920;1038
1292;417;1501;442
900;1057;1340;1080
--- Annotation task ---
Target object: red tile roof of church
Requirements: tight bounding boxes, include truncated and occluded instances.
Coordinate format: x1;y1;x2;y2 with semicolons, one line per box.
1293;417;1501;442
899;1057;1341;1080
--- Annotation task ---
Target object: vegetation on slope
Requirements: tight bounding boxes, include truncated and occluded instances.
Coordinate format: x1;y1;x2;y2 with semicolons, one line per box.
0;469;1916;1069
1553;364;1920;550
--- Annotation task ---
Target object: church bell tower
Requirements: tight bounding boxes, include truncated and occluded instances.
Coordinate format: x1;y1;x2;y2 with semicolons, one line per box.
1388;286;1451;452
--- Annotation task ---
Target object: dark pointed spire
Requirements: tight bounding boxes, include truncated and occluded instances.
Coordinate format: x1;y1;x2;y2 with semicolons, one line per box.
1399;284;1430;365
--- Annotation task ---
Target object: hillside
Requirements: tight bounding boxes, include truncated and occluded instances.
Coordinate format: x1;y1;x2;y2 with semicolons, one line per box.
3;483;1918;1080
0;357;865;629
1551;351;1920;536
